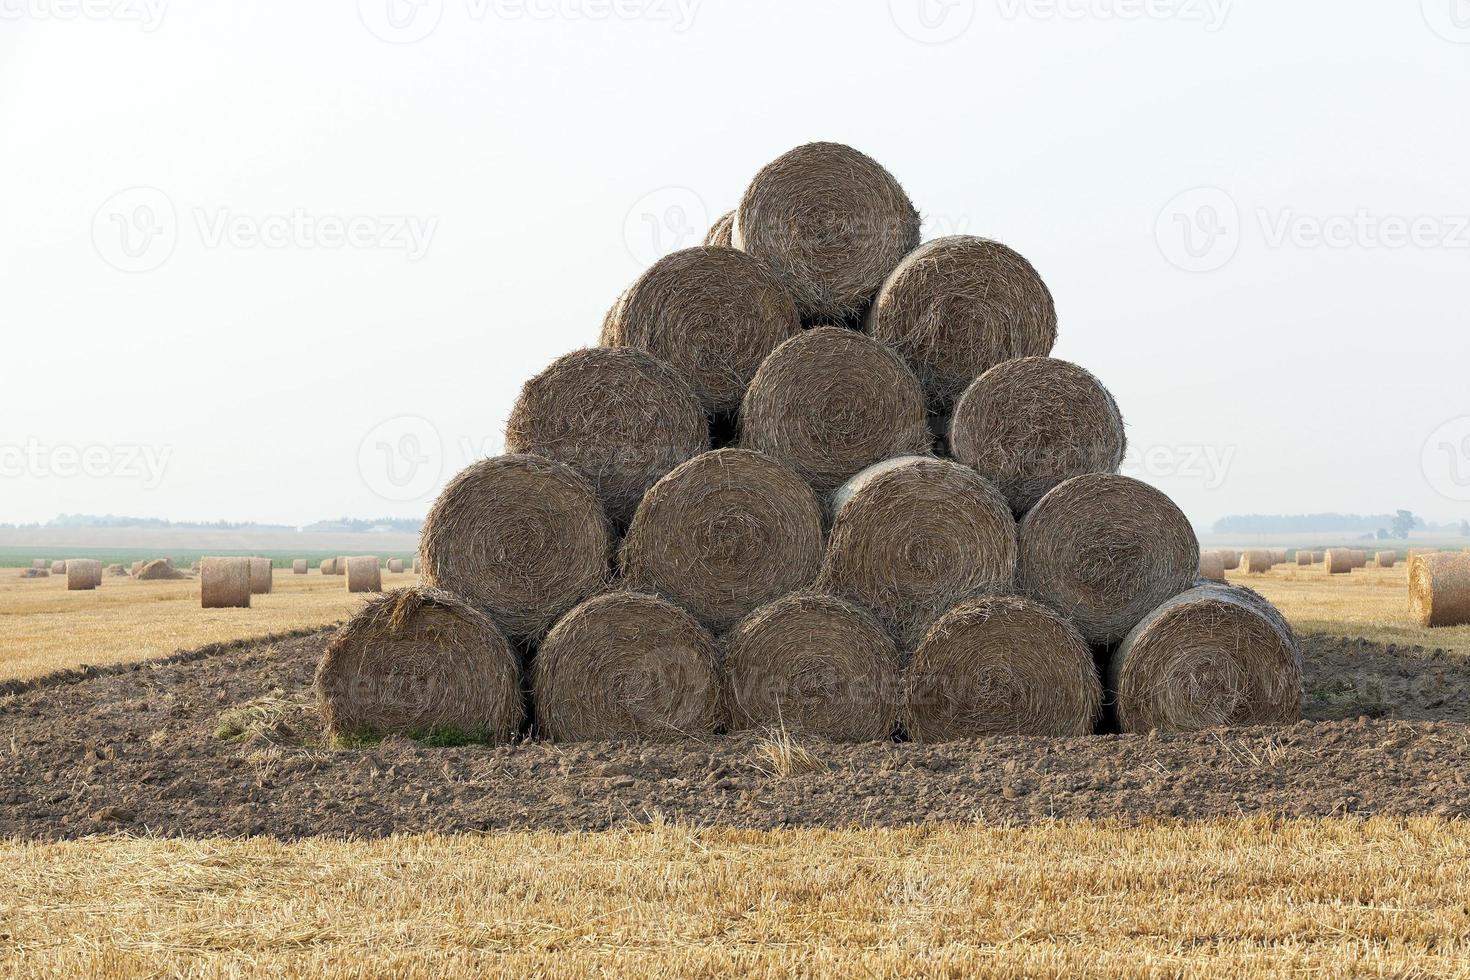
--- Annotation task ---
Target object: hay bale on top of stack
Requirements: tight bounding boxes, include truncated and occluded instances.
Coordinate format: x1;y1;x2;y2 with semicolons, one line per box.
317;140;1302;744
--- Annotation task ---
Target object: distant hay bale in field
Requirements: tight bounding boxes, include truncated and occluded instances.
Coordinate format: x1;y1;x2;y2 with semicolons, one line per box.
1218;549;1240;570
345;556;382;594
819;457;1018;643
336;556;349;576
105;563;127;576
1296;551;1314;566
1110;582;1303;733
949;357;1126;515
421;454;611;640
318;558;334;575
292;559;308;575
136;559;185;581
1376;551;1398;569
248;558;273;595
1199;551;1227;582
620;449;822;632
1324;549;1354;574
129;561;144;577
733;141;920;324
533;592;723;741
189;561;200;572
505;347;709;525
1239;550;1273;574
387;558;404;573
738;327;930;494
31;559;44;569
704;210;734;247
1408;553;1470;628
1018;474;1197;645
50;561;65;575
65;559;101;591
601;246;801;415
906;596;1100;741
18;568;41;579
1408;548;1440;563
724;592;900;742
411;557;420;574
316;587;524;741
1268;549;1287;565
1351;549;1369;568
868;236;1057;409
200;557;250;608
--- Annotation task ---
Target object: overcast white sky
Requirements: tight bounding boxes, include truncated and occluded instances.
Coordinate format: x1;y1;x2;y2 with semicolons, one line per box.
2;0;1468;530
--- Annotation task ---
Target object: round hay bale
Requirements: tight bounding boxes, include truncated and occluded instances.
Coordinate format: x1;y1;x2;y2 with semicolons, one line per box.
319;558;335;575
601;246;801;415
105;563;128;576
248;557;273;595
533;592;723;741
200;557;251;608
1296;551;1314;566
1198;551;1227;582
905;596;1100;741
129;560;144;577
30;559;44;569
1018;474;1197;646
505;347;709;525
1409;552;1470;627
949;357;1126;516
1376;551;1398;569
65;559;101;591
33;568;50;578
1268;549;1287;565
50;561;66;575
136;559;185;581
1408;548;1440;563
620;449;822;632
411;557;421;575
737;326;930;495
1110;582;1302;733
1218;549;1240;570
819;457;1018;643
345;556;382;594
317;587;524;741
387;558;405;574
1239;550;1273;574
336;556;350;576
724;592;900;742
1324;549;1354;575
292;559;308;575
421;454;611;640
704;210;734;247
733;142;920;324
867;236;1057;409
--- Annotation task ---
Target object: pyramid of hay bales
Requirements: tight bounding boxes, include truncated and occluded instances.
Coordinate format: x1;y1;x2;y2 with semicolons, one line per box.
316;141;1304;746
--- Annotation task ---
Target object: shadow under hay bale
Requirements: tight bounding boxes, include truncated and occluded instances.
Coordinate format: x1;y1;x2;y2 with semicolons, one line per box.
620;449;823;632
532;591;723;742
738;326;931;496
316;587;524;742
724;592;900;743
248;558;273;595
65;559;101;591
1018;473;1198;646
136;559;186;581
345;556;382;594
733;142;919;324
601;246;801;416
421;454;611;641
867;236;1057;411
818;457;1018;645
1409;552;1470;627
1109;582;1303;733
200;557;251;609
704;210;734;247
905;596;1101;741
949;357;1126;516
505;346;710;526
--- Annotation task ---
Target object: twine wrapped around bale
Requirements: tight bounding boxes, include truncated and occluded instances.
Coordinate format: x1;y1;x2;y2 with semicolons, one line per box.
316;587;524;741
1324;549;1354;574
724;592;900;742
1239;550;1273;574
738;327;931;495
620;449;823;632
1199;551;1227;582
867;236;1057;409
704;210;734;247
732;142;920;323
533;591;723;741
1376;551;1398;569
949;357;1126;515
293;559;308;575
1409;552;1470;627
601;246;801;415
421;454;611;640
387;559;405;573
905;596;1101;741
819;457;1018;644
1109;582;1303;733
136;559;185;581
1018;474;1198;646
65;559;101;591
505;347;709;525
200;557;251;608
345;556;382;594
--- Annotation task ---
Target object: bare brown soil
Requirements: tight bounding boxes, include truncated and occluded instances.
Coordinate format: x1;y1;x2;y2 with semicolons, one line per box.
1;629;1467;840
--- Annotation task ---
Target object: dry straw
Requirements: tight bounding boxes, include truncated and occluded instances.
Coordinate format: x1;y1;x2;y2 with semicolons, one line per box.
1376;551;1398;569
601;246;801;415
620;449;823;632
1296;551;1314;566
533;591;723;741
65;560;101;591
1408;548;1440;563
1239;550;1273;574
819;457;1018;644
505;347;709;525
1018;473;1198;646
1268;549;1288;565
200;557;251;608
316;587;524;741
129;561;144;577
136;559;185;581
738;326;930;495
387;559;405;573
724;592;900;742
345;556;382;593
950;357;1126;516
1408;552;1470;627
733;141;920;324
248;558;273;595
868;236;1057;409
1218;549;1240;570
49;561;65;575
1324;549;1354;575
704;210;734;247
1110;582;1303;733
105;563;128;576
1198;551;1227;582
1351;549;1369;569
319;558;336;575
421;454;611;640
293;559;308;575
905;596;1101;741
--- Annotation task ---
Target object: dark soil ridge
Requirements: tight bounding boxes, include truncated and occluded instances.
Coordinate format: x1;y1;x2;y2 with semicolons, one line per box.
0;630;1467;840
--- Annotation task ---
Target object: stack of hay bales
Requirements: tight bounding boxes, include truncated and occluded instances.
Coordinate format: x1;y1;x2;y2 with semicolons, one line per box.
321;141;1301;745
